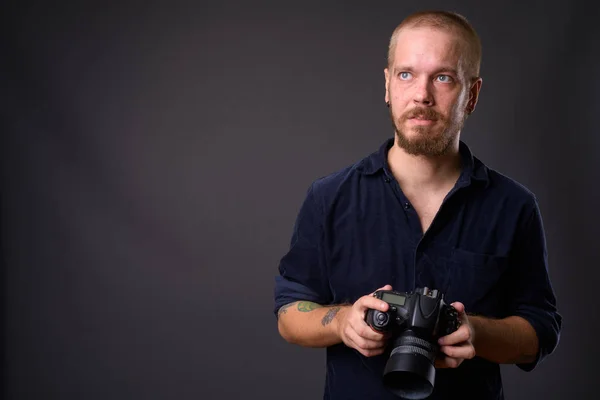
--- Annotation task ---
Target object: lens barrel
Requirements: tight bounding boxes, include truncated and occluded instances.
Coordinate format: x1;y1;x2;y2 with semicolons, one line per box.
382;330;438;400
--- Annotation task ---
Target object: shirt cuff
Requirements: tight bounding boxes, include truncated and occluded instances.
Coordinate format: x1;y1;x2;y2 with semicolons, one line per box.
513;308;561;372
273;276;326;317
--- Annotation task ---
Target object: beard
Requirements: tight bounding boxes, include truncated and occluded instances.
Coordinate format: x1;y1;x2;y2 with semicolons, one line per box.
389;103;466;156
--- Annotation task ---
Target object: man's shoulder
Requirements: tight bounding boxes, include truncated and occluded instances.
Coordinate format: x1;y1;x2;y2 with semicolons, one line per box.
311;163;358;192
476;157;538;206
309;151;376;199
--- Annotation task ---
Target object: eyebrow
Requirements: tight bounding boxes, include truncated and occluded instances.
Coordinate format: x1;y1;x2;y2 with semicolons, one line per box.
393;66;459;76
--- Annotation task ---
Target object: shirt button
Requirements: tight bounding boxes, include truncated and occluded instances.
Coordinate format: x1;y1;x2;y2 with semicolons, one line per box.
404;202;410;210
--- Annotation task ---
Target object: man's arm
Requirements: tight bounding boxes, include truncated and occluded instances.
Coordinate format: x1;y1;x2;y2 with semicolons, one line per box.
499;198;561;370
438;198;561;370
438;312;539;367
277;301;346;347
277;285;393;357
469;315;539;364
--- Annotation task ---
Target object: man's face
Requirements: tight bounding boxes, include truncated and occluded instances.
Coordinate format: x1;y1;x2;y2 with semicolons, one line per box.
384;27;481;156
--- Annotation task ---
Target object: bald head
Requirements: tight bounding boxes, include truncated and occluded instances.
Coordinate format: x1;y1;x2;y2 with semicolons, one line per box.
387;11;482;81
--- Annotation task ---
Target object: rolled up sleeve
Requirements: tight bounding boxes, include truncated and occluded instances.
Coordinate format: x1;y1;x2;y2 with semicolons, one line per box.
509;197;562;371
273;182;332;317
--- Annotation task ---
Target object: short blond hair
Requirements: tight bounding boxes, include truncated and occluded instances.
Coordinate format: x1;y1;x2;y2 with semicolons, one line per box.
387;10;482;79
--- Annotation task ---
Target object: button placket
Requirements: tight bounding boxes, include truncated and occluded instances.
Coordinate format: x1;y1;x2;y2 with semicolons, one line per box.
383;174;421;238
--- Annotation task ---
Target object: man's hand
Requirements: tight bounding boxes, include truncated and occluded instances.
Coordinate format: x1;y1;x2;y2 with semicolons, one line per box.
336;285;393;357
435;301;476;368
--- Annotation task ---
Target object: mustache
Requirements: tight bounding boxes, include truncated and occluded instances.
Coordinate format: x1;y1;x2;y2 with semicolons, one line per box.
401;107;442;121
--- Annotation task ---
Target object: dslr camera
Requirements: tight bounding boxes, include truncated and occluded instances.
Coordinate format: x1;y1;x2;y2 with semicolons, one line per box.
365;287;460;399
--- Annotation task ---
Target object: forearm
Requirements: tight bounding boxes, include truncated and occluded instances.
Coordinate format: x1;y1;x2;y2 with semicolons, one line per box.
469;315;539;364
277;301;349;347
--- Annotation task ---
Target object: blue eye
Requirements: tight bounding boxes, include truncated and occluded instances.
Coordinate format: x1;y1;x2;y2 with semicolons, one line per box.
437;75;452;83
399;72;412;80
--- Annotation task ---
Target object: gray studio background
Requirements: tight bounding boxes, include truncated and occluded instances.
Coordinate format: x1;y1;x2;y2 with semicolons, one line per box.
1;1;598;399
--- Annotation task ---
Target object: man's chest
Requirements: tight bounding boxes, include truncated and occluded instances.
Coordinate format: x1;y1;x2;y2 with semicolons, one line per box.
404;192;447;234
323;190;515;314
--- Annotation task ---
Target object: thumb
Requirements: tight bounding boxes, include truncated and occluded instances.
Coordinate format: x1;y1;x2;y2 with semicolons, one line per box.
372;284;392;295
356;285;392;313
355;285;392;313
450;301;465;314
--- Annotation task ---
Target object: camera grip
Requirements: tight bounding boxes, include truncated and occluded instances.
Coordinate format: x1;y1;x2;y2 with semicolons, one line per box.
438;304;461;336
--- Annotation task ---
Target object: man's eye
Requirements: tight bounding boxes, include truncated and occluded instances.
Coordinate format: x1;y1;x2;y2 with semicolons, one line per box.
399;72;412;80
437;75;453;83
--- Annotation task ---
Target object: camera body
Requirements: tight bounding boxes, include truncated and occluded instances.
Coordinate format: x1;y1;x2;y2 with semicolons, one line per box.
364;287;460;399
365;287;459;338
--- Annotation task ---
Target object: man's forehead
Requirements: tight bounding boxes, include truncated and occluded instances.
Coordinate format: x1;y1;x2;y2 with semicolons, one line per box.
392;26;465;65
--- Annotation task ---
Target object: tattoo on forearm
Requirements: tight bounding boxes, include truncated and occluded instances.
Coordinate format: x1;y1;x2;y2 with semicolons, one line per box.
277;302;296;319
321;307;341;326
297;301;323;312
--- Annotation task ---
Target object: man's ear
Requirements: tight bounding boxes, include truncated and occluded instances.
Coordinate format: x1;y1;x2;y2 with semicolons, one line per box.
466;77;483;114
384;68;390;105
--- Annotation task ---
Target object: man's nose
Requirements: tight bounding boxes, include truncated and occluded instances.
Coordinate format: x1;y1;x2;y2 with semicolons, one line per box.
413;78;433;106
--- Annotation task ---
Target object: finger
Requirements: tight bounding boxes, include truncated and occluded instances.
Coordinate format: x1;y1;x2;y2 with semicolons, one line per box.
363;345;387;357
434;356;448;368
348;314;391;342
357;324;391;342
342;331;360;352
438;325;471;346
346;326;388;350
349;317;390;343
435;355;462;369
357;337;389;351
440;343;476;360
350;335;388;358
357;346;387;357
342;328;358;347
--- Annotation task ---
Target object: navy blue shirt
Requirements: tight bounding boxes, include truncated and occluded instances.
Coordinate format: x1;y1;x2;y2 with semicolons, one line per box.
274;138;562;400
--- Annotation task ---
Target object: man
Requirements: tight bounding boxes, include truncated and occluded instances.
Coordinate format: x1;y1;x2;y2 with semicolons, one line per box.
273;10;561;400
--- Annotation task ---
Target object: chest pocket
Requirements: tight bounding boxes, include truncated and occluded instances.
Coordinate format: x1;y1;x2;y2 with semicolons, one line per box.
443;248;509;311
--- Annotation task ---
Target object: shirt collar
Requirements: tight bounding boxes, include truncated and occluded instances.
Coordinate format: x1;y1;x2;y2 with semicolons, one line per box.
357;137;489;186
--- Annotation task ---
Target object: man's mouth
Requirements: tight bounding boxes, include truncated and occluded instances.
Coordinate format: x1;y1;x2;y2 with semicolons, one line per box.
410;115;435;121
408;116;436;125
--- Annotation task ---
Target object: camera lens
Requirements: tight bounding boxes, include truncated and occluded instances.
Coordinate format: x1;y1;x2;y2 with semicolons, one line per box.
382;330;438;400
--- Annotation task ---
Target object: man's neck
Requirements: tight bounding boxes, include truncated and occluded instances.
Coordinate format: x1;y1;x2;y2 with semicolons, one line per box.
387;139;462;192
